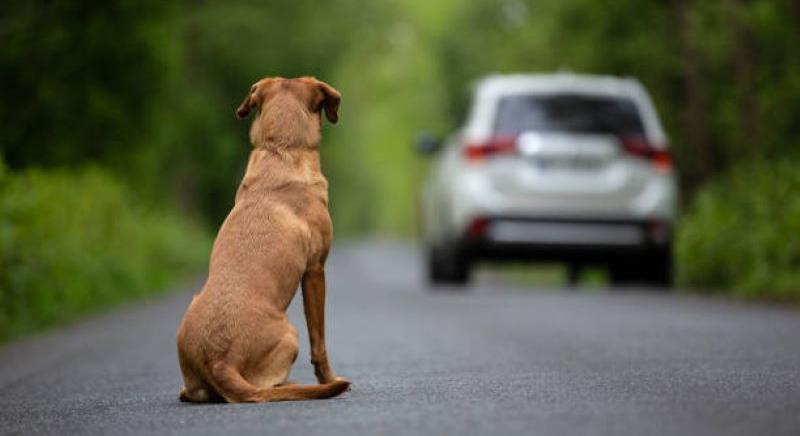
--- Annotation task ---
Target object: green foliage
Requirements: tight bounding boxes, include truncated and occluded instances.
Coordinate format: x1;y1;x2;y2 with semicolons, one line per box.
0;159;210;340
323;5;450;235
676;158;800;300
164;0;381;225
0;0;181;172
2;0;800;303
3;0;799;235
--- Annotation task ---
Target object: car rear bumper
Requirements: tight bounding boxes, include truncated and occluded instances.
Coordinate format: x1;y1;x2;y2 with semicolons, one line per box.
459;216;671;262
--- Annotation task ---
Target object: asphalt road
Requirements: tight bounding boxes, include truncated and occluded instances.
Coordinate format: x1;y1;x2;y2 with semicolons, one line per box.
1;241;799;436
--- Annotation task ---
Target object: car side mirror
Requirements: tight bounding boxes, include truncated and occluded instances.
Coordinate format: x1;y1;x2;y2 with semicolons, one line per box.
415;132;442;155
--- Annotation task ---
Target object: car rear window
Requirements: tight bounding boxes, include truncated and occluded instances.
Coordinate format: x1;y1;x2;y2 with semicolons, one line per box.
494;94;645;137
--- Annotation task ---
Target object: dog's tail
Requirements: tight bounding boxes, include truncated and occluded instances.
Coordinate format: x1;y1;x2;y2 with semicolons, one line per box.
211;363;350;403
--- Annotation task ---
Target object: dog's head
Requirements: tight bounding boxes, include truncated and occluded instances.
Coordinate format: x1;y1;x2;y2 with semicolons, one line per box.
235;76;341;125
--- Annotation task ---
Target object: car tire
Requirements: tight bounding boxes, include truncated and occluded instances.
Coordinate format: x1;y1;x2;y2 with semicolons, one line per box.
427;243;470;286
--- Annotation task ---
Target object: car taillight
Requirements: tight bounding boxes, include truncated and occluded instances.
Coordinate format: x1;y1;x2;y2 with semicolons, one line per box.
648;220;670;244
463;136;517;162
620;136;673;172
466;216;490;239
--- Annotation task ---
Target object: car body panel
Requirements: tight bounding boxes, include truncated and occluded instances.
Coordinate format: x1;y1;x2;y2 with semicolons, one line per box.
420;73;677;254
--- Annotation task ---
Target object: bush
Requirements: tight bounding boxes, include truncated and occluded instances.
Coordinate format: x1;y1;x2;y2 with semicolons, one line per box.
0;160;210;341
676;158;800;301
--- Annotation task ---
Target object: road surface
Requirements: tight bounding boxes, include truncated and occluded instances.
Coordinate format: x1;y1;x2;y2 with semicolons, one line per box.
1;241;799;435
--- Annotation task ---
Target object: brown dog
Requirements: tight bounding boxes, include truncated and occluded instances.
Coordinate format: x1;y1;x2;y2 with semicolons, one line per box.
176;77;349;403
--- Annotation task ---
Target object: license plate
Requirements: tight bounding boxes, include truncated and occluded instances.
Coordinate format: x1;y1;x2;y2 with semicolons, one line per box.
531;156;604;170
490;221;644;246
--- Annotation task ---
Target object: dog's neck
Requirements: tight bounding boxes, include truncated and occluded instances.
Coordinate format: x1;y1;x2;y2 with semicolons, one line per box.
237;144;328;204
237;102;328;203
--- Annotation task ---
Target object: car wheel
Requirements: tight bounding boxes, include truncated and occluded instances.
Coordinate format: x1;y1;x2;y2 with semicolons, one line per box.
427;243;470;286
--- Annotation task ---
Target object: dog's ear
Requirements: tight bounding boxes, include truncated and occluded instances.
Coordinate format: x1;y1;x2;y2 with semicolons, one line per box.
236;84;258;119
316;80;341;124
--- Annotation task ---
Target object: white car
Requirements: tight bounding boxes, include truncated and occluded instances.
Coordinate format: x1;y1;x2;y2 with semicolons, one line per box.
418;73;677;286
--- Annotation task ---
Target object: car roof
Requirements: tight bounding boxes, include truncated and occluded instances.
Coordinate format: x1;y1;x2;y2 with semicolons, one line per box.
464;73;668;145
474;73;646;98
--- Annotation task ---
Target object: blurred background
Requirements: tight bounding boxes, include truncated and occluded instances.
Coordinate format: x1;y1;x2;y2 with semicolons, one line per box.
2;0;800;341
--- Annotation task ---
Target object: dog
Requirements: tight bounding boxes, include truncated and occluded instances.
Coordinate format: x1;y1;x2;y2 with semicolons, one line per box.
176;76;349;403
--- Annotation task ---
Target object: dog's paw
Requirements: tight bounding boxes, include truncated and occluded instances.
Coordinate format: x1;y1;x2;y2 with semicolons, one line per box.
333;377;352;391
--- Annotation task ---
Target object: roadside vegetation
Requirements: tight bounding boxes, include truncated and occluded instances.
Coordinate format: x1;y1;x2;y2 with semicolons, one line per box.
1;0;799;340
676;158;800;301
0;159;210;341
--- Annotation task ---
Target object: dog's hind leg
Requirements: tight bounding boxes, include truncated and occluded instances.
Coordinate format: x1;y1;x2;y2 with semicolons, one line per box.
250;326;300;389
178;347;221;403
179;385;220;403
208;335;348;403
210;361;349;402
179;368;221;403
178;367;222;403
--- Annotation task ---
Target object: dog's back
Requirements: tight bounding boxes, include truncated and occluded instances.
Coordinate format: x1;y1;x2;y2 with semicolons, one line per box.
176;77;348;403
